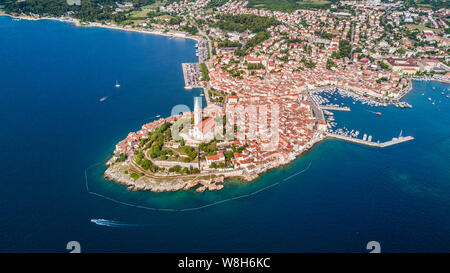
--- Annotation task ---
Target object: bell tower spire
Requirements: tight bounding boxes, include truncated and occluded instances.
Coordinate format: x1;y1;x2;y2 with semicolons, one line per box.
194;97;202;126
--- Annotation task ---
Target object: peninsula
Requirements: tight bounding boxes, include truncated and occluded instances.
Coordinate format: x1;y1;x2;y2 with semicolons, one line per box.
3;0;447;192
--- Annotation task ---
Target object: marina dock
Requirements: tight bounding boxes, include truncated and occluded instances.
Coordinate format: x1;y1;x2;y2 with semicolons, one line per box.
309;91;351;112
195;39;209;63
182;63;203;89
320;105;351;111
327;133;414;147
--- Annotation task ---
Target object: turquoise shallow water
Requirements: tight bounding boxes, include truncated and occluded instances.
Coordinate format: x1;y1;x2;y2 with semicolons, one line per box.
0;16;449;252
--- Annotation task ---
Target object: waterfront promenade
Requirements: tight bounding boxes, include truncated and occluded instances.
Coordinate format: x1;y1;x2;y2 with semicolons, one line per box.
309;98;325;121
327;133;414;148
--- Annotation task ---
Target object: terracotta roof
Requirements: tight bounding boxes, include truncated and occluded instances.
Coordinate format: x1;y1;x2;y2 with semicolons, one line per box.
205;152;225;162
197;117;216;134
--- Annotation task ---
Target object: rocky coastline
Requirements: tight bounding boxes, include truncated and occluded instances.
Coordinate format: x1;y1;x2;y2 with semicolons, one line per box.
103;133;325;193
105;161;237;193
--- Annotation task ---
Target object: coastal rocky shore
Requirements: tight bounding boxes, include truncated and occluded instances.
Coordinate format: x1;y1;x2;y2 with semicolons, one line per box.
103;132;324;193
104;161;229;192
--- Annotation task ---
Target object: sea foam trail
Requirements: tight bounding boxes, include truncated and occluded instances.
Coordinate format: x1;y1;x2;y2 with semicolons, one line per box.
90;219;145;227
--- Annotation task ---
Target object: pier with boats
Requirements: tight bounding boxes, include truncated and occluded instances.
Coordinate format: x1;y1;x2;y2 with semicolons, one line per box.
320;105;351;111
327;131;414;148
394;101;412;108
308;88;415;148
182;63;202;90
195;39;208;63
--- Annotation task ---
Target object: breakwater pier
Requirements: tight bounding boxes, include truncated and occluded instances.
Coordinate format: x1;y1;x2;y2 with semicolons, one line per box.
320;105;351;111
327;132;414;148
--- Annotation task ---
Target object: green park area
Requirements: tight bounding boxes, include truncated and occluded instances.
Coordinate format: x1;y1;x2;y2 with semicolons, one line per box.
247;0;332;12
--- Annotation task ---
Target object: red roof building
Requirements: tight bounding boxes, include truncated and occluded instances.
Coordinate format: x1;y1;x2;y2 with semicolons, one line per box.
205;152;225;165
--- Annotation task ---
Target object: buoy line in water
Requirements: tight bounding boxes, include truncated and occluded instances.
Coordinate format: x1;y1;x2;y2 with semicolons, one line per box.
84;161;312;212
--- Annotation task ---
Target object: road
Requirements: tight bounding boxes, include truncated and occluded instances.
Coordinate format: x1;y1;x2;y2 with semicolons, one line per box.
187;16;213;104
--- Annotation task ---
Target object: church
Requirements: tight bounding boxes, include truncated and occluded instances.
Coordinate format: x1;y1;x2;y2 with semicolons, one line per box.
190;97;217;142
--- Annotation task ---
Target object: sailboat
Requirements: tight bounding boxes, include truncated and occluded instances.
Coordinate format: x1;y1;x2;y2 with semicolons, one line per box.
115;80;120;88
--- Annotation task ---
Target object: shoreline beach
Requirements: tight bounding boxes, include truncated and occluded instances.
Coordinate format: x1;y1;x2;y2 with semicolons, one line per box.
0;13;202;42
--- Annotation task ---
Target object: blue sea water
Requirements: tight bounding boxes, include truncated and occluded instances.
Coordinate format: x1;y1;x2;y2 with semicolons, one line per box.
0;16;449;253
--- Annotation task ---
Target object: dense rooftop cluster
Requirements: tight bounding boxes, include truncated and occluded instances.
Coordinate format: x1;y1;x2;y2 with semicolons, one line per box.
102;0;449;187
8;0;446;189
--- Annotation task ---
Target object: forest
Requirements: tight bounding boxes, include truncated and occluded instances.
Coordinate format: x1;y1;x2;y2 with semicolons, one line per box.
0;0;157;22
247;0;336;12
213;14;280;33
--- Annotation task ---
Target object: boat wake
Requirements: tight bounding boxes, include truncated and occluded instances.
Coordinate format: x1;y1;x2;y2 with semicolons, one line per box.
90;219;144;228
365;109;382;115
